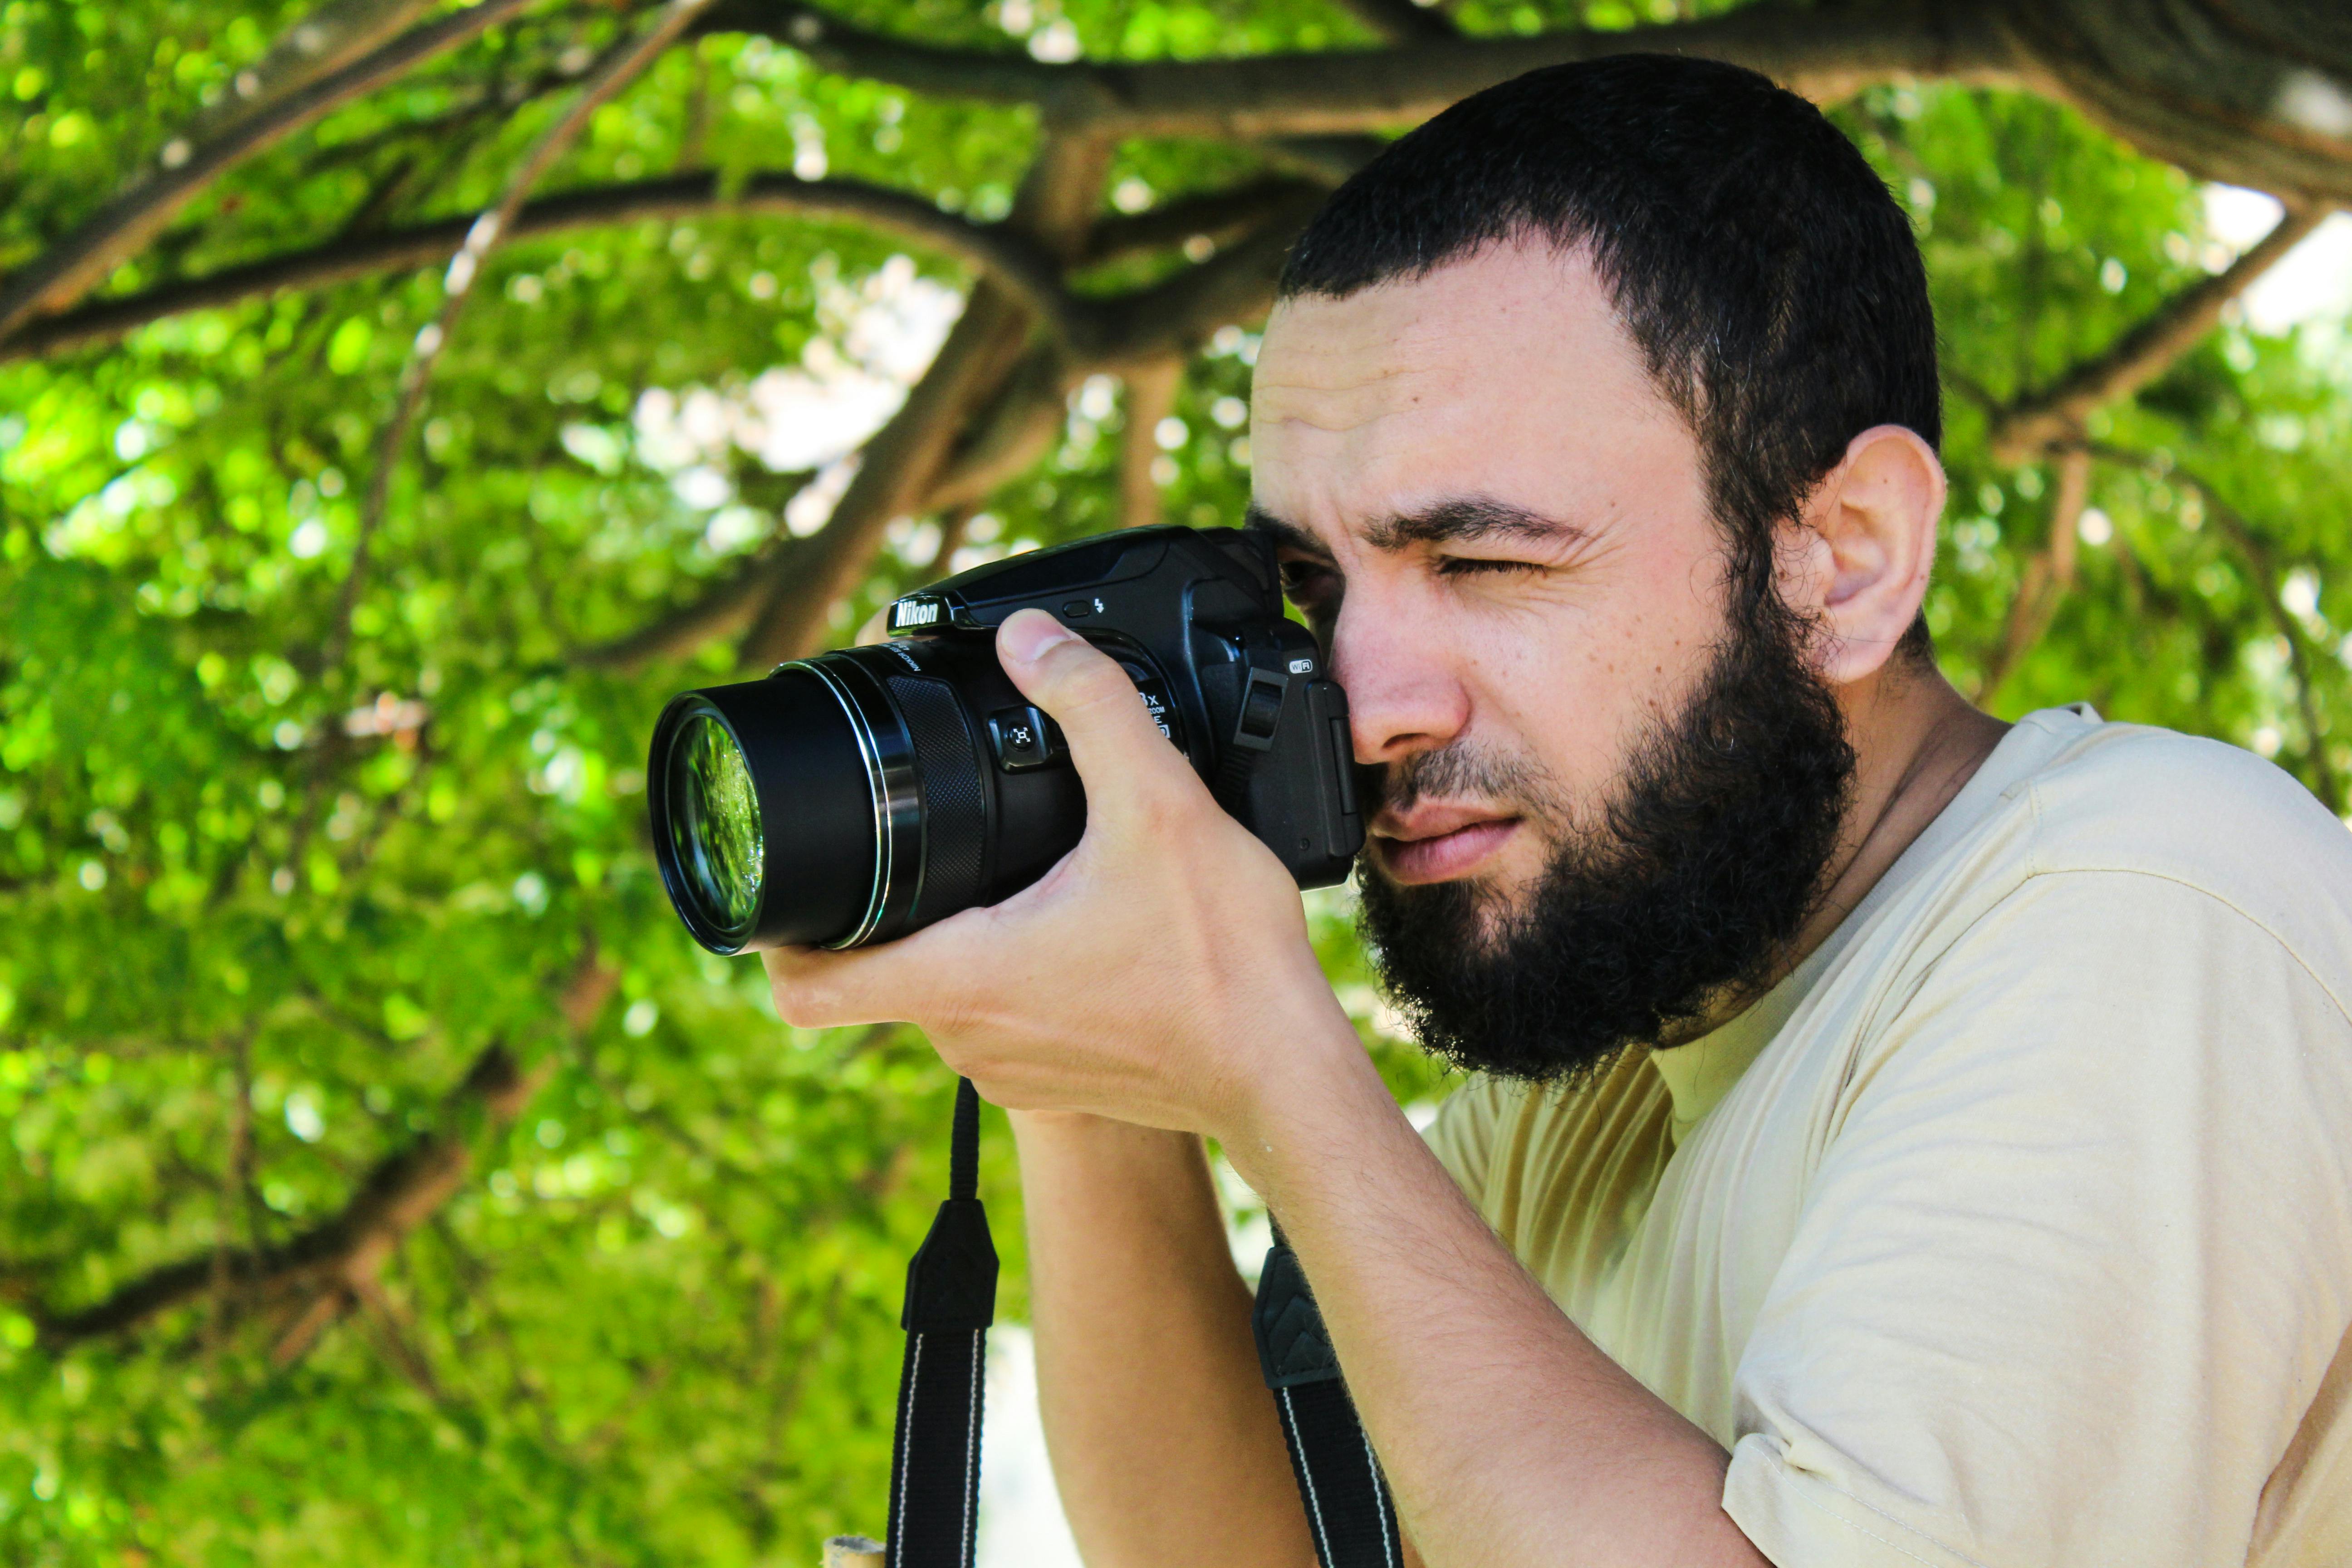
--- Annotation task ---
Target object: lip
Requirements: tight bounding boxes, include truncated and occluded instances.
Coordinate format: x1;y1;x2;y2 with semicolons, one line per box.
1369;804;1520;885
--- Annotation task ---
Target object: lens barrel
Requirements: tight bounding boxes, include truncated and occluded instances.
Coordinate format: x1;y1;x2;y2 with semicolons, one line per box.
647;663;897;952
647;643;1088;955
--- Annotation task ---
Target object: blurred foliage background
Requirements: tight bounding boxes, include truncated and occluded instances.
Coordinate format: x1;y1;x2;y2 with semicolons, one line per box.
0;0;2347;1562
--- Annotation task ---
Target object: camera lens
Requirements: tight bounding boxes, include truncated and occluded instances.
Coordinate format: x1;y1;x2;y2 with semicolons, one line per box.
649;671;901;954
665;712;763;933
648;645;1091;956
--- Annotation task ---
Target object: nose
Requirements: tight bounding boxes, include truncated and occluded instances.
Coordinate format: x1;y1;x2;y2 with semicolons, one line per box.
1329;587;1470;769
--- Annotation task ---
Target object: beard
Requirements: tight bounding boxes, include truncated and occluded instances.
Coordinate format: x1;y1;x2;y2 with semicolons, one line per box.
1357;579;1856;1085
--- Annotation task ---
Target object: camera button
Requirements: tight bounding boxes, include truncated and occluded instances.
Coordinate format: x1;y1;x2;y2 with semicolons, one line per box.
988;706;1061;771
1060;599;1098;619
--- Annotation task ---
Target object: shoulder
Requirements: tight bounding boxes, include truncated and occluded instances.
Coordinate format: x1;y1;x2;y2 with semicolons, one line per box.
1424;1071;1530;1194
1823;711;2352;1078
1424;1052;1661;1208
2011;713;2352;958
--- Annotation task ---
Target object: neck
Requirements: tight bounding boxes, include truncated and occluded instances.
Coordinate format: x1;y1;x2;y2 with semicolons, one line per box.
1658;657;2009;1048
1810;658;2009;945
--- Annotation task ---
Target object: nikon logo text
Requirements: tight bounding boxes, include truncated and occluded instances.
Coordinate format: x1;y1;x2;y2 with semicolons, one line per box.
891;600;939;629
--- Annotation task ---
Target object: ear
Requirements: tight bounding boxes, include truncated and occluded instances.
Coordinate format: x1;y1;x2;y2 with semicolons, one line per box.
1777;424;1945;685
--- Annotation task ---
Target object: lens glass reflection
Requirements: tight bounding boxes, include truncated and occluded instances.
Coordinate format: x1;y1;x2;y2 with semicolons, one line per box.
669;712;763;932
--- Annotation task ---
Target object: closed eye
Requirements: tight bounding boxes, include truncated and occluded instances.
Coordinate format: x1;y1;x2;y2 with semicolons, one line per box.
1435;555;1548;579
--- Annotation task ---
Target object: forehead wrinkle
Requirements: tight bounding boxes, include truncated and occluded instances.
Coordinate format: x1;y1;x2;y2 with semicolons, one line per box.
1255;402;1432;438
1251;377;1455;438
1250;348;1465;436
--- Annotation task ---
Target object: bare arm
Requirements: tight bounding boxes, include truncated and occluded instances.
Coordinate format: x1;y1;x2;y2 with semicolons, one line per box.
769;617;1763;1566
1226;1058;1767;1568
1011;1110;1316;1568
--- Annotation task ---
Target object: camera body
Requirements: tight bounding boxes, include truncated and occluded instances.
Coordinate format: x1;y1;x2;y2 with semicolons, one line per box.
885;522;1363;879
647;525;1363;955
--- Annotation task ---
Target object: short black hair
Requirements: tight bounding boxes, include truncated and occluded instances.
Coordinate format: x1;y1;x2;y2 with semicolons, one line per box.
1279;54;1940;661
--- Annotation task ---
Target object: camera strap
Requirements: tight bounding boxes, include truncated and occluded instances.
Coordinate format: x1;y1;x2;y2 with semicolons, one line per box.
1253;1228;1405;1568
885;1077;998;1568
884;1090;1397;1568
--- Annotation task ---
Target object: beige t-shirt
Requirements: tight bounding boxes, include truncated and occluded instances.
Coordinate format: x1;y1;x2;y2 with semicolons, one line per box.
1427;706;2352;1567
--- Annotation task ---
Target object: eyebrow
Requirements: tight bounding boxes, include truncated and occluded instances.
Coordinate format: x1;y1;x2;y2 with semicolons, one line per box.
1243;506;1328;559
1245;496;1587;558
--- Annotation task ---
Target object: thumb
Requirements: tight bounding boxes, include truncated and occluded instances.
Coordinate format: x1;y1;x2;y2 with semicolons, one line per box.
995;609;1191;800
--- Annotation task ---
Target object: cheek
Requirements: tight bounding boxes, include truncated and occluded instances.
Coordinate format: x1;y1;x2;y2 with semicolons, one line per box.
1465;565;1722;815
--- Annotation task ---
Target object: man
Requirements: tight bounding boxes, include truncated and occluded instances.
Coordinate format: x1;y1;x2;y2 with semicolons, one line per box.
769;56;2352;1567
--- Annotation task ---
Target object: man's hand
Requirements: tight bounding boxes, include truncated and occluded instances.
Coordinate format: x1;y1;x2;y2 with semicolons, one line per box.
763;608;1366;1143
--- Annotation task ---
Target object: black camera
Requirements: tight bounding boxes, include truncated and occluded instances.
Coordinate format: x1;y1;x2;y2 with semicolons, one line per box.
647;525;1364;954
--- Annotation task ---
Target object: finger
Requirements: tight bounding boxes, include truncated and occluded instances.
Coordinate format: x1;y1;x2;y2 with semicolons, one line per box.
761;941;926;1030
995;610;1198;811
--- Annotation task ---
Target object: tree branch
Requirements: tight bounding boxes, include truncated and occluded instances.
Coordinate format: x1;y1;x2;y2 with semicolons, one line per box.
2095;449;2345;812
1328;0;1459;47
573;536;810;670
1987;202;2333;464
193;0;443;141
0;0;541;341
1;173;1082;363
923;344;1073;513
1118;360;1184;531
735;134;1113;668
1085;204;1319;367
713;0;2349;202
37;1041;544;1348
2184;471;2343;813
734;288;1031;666
576;345;1072;675
1994;0;2352;203
351;1275;446;1399
579;193;1303;671
1081;176;1327;266
36;955;616;1352
1974;445;2091;701
320;0;725;676
718;0;2019;137
1253;135;1391;185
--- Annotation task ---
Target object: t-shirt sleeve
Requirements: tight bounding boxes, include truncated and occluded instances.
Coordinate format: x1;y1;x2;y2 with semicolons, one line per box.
1721;870;2352;1568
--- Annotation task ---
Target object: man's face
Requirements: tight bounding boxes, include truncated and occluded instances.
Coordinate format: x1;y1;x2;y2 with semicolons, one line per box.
1250;239;1854;1078
1254;240;1723;915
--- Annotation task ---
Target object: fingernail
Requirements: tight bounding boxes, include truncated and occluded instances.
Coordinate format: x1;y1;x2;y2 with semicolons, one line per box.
999;608;1076;666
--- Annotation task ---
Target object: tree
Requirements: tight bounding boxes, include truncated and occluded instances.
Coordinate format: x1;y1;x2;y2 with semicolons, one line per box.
0;0;2345;1561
